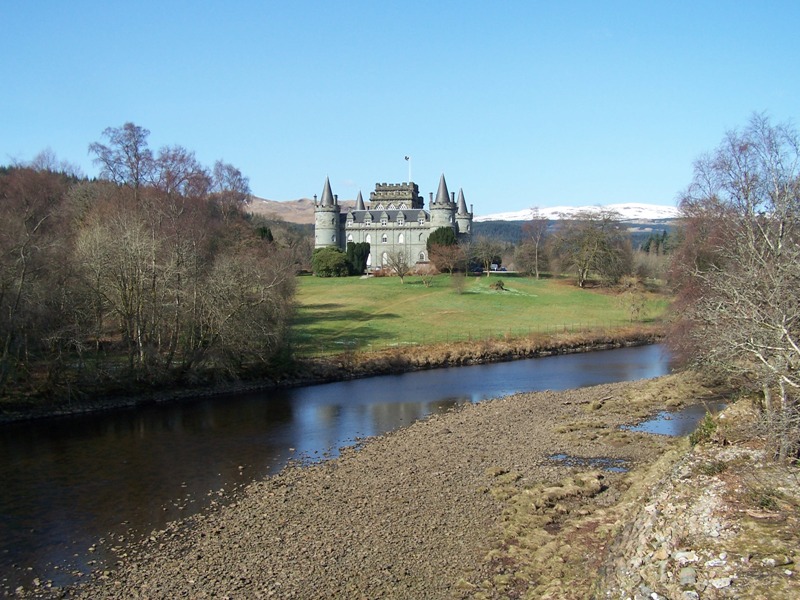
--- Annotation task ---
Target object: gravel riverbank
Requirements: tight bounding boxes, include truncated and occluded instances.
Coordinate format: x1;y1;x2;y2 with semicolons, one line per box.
21;372;797;599
25;374;694;599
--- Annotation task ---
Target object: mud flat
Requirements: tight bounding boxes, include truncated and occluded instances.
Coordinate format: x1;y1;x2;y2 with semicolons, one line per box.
23;372;797;599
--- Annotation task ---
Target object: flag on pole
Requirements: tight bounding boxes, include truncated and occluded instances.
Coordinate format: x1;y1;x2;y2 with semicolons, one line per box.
404;155;409;161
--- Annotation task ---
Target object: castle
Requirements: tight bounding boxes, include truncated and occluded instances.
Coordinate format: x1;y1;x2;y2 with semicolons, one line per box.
314;174;473;270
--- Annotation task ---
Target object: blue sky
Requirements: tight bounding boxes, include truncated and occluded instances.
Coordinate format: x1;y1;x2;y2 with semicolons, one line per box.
2;1;798;214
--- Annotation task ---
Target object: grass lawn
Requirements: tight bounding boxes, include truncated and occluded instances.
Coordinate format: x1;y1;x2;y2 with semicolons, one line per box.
291;273;670;356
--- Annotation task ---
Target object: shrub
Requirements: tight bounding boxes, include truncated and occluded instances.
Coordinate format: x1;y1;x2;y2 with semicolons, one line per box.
311;247;349;277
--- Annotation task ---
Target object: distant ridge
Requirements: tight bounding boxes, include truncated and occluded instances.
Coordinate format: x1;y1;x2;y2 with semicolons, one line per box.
475;203;681;222
246;196;354;225
248;197;681;226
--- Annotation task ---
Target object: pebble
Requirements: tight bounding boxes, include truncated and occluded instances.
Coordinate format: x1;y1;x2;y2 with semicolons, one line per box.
709;576;732;589
679;566;697;586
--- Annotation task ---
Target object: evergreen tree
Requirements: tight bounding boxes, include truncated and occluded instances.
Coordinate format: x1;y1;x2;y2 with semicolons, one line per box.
346;241;370;275
426;226;457;250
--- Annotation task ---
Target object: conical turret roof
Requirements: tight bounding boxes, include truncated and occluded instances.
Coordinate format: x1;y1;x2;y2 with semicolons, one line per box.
355;191;365;210
456;188;469;215
434;174;450;205
320;177;335;207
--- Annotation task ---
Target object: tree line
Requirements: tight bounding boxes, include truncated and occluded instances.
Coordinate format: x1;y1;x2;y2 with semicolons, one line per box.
0;123;305;402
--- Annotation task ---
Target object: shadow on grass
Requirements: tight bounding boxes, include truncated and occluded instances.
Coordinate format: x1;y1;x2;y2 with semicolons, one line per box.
293;308;400;325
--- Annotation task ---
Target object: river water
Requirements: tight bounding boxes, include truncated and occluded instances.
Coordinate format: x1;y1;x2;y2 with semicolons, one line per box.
0;344;673;590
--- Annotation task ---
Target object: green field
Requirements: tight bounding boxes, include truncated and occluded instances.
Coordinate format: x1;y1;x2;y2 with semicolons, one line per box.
291;274;669;356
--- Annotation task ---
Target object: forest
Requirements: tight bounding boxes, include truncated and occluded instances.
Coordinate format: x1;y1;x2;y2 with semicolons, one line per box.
0;123;306;403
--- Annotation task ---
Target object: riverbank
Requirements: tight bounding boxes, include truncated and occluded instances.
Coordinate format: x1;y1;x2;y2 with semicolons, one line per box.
0;328;662;424
12;372;799;598
8;371;775;599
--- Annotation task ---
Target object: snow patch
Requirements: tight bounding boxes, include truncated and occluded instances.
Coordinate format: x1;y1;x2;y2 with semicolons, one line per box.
476;203;680;222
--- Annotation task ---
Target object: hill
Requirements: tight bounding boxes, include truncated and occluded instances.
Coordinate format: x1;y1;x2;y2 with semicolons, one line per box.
247;196;354;224
248;197;680;227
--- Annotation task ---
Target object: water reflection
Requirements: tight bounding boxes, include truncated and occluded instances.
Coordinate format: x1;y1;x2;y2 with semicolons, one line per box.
0;344;672;591
624;401;728;437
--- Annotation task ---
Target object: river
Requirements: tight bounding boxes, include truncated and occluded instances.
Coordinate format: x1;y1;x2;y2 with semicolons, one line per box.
0;344;672;591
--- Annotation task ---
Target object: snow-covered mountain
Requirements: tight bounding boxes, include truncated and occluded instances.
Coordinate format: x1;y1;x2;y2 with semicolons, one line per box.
475;203;681;222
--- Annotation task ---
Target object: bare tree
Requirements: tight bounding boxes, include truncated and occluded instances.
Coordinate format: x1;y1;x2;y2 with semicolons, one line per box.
154;145;210;203
29;148;84;178
414;262;437;288
384;250;411;283
518;207;549;278
472;237;503;275
211;160;251;223
89;122;154;199
428;242;466;274
670;113;800;457
550;209;632;287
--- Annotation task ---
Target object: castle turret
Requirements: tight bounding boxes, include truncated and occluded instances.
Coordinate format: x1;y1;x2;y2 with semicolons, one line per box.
314;177;341;249
428;174;457;230
455;188;473;237
354;190;365;211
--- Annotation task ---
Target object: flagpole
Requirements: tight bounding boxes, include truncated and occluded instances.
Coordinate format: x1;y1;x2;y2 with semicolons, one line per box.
404;155;412;183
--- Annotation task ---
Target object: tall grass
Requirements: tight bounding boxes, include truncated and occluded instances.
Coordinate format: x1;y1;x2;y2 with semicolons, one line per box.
291;274;669;357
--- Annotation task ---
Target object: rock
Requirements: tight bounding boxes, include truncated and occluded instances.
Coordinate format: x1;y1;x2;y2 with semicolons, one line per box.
679;566;697;587
761;557;777;567
674;551;698;564
709;576;732;589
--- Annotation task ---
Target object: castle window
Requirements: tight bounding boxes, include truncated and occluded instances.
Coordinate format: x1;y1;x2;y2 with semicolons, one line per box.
381;233;388;243
347;234;353;242
366;234;372;244
332;234;336;243
400;203;408;209
381;218;387;226
418;251;426;261
398;233;405;244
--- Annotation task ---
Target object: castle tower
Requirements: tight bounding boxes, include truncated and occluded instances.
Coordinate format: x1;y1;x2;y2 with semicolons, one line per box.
354;190;365;211
428;174;457;230
314;177;341;249
455;188;473;237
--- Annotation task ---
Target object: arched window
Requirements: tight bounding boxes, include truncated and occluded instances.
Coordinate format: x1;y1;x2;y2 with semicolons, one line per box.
365;234;372;244
398;233;405;244
381;251;388;266
418;251;426;261
381;233;388;243
347;233;353;242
